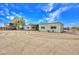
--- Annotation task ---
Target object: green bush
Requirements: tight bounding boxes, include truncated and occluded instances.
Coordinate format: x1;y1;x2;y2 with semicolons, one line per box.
72;26;79;30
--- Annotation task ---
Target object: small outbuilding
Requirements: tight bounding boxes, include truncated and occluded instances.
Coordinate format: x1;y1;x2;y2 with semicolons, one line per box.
26;24;39;31
39;22;64;32
25;22;64;32
5;23;16;30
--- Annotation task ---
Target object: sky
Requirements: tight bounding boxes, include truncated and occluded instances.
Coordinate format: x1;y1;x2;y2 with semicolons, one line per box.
0;3;79;27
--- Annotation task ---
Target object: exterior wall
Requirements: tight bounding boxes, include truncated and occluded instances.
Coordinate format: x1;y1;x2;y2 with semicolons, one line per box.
26;25;32;30
5;23;16;30
26;24;39;31
39;23;64;32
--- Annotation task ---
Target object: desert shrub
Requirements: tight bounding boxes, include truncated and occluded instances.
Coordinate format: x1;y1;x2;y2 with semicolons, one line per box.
72;26;79;30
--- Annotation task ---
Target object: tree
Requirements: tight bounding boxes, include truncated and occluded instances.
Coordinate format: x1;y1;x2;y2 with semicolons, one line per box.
12;16;25;30
72;26;79;30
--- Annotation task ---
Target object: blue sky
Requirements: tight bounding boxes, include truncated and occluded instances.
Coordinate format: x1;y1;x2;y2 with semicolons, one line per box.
0;3;79;27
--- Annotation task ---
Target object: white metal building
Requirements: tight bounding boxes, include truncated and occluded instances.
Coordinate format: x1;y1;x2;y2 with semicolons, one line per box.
39;22;64;32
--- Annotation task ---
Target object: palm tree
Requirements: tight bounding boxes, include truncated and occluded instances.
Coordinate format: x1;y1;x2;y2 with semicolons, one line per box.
18;17;25;29
12;16;25;30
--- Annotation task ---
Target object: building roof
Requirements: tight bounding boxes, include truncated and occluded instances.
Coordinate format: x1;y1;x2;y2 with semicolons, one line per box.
39;22;63;25
27;24;39;26
27;22;63;26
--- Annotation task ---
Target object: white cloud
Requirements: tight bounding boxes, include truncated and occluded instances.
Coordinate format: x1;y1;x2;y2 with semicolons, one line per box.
44;6;73;23
5;3;9;7
6;16;14;20
50;6;70;18
11;11;17;15
0;8;10;16
0;11;5;16
40;3;76;23
75;5;79;7
4;8;9;12
38;19;44;23
11;11;22;17
38;6;70;23
0;4;11;16
4;8;10;15
0;11;4;13
41;3;54;12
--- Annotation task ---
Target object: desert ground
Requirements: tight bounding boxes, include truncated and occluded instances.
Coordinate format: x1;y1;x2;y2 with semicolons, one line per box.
0;30;79;55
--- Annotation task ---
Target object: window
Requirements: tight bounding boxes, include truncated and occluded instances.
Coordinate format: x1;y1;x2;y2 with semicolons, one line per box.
27;27;29;29
51;26;56;29
41;26;45;29
9;23;14;26
32;27;35;29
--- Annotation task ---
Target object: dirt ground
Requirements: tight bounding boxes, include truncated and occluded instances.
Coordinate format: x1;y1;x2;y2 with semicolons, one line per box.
0;30;79;55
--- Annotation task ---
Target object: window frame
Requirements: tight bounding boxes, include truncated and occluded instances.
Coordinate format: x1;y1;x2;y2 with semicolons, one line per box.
41;26;45;29
51;26;56;29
